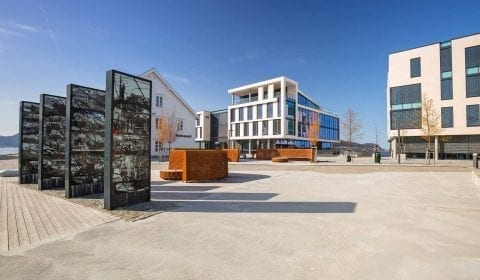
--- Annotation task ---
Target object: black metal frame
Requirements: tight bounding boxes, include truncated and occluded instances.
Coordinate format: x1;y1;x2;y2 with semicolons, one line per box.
38;94;66;190
18;101;40;184
65;84;106;198
104;70;152;210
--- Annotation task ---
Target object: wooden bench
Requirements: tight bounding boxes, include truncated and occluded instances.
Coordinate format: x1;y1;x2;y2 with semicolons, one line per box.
160;170;183;180
272;157;289;163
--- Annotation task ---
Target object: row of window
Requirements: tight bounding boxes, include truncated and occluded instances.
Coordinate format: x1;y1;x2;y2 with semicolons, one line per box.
230;102;280;122
155;117;184;132
406;45;480;100
391;105;480;130
232;119;281;137
443;105;480;128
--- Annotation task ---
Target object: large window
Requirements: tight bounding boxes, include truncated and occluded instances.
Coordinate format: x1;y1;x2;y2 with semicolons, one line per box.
252;121;258;136
273;119;281;135
257;104;263;119
287;119;295;135
296;108;339;141
235;123;240;136
247;106;252;120
441;78;453;100
267;103;273;118
262;120;268;135
441;107;453;128
239;107;244;121
286;99;295;116
391;109;421;130
297;93;320;110
467;104;480;127
466;45;480;97
410;57;421;78
230;109;236;122
320;113;340;141
390;83;422;129
440;42;453;100
277;101;281;117
243;122;249;136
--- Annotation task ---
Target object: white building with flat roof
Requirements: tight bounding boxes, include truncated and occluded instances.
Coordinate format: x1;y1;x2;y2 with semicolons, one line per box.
387;33;480;160
226;76;339;155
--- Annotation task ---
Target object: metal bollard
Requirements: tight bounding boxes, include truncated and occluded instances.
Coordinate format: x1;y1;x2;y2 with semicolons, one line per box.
473;153;478;168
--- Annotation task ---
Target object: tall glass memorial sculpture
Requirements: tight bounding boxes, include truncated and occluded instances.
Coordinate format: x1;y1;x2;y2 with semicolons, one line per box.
65;84;105;198
38;94;66;189
18;101;40;184
104;70;152;210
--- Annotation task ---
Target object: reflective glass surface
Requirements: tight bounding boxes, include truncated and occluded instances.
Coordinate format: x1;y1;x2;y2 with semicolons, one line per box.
111;72;151;192
19;101;39;184
40;95;66;188
67;85;105;196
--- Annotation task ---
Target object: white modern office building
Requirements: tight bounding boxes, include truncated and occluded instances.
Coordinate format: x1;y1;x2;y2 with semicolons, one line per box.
221;76;339;155
140;68;196;158
387;33;480;159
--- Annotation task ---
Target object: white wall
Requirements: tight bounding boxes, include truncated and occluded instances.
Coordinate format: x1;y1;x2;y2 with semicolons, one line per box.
140;70;196;157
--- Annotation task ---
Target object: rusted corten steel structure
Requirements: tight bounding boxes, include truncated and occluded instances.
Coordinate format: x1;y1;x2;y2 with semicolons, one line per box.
167;149;228;182
255;148;313;161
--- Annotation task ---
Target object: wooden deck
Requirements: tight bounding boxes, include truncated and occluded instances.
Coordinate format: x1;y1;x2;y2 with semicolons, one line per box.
0;177;117;252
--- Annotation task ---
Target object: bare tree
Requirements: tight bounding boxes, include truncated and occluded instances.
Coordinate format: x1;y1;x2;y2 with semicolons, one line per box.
421;95;441;165
307;111;320;148
306;111;320;163
341;108;363;149
155;111;177;161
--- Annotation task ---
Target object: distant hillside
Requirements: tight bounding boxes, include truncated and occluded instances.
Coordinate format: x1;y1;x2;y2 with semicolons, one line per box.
331;140;386;157
0;133;19;147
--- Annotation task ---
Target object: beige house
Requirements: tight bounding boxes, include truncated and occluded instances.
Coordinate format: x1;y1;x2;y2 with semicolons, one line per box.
387;33;480;160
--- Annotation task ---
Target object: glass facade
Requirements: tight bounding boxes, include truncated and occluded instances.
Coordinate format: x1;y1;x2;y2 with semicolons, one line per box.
39;94;66;189
390;83;422;130
105;70;151;210
297;93;320;110
19;101;39;184
297;107;339;141
66;84;105;198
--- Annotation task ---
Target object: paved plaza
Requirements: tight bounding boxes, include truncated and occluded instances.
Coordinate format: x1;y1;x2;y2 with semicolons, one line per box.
1;166;480;279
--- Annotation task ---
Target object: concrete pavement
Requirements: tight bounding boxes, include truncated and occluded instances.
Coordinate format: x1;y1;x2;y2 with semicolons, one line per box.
1;170;479;279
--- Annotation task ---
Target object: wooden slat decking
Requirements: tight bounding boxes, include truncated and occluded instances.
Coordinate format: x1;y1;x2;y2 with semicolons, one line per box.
0;177;117;252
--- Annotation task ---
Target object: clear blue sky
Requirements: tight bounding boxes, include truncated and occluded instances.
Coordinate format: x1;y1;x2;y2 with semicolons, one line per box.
1;0;479;148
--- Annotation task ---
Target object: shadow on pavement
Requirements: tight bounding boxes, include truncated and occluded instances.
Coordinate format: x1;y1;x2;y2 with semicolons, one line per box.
151;192;278;201
219;172;271;183
151;201;356;213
